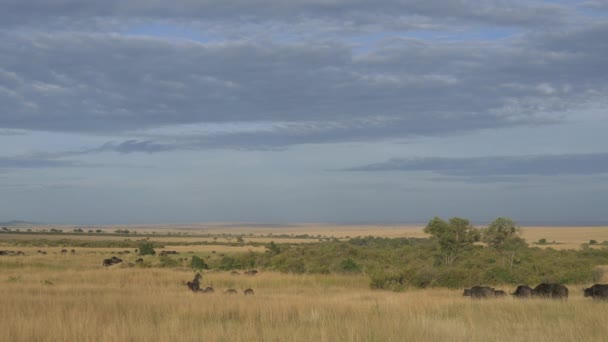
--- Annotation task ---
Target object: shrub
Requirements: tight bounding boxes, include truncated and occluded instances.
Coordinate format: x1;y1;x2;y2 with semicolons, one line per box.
191;255;208;270
138;242;156;256
340;258;362;273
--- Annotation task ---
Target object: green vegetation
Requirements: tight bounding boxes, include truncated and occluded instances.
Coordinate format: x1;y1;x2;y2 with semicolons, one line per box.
138;242;156;256
191;255;208;270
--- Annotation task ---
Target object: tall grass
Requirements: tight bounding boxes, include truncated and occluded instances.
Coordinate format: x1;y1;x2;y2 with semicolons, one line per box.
1;267;607;342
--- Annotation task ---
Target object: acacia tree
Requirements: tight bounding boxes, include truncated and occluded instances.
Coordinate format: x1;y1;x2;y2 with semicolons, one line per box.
424;217;480;266
481;217;527;270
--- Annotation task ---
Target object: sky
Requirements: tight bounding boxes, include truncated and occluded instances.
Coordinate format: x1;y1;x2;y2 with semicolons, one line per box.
0;0;607;225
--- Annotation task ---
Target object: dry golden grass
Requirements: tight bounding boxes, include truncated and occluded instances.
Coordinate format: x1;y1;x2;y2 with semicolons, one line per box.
2;226;608;342
1;266;608;342
7;224;607;251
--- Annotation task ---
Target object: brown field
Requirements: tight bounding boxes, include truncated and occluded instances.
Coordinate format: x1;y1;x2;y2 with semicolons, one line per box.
1;224;608;341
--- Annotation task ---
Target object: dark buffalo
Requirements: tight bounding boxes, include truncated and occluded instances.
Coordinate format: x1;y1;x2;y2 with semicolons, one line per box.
584;284;608;300
512;285;533;298
225;289;238;294
463;286;495;298
70;249;76;254
244;288;255;295
532;283;568;299
135;258;144;263
187;281;200;292
103;256;123;267
61;249;68;254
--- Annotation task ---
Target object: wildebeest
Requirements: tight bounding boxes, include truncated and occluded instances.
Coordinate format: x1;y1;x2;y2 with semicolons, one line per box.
244;288;254;295
61;249;68;254
135;258;144;263
186;281;200;292
463;286;495;298
584;284;608;300
225;289;238;294
532;283;568;299
159;250;179;256
512;285;533;298
70;249;76;254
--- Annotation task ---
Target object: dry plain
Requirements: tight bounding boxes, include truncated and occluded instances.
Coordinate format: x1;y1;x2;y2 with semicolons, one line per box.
1;224;608;341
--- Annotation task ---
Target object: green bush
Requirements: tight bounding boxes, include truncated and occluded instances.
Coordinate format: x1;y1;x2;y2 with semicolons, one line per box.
159;256;179;268
138;242;156;256
191;255;208;270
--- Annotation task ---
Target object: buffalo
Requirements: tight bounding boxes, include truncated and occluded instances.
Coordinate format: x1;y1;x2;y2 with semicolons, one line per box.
225;289;238;294
512;285;533;298
532;283;568;299
244;288;255;295
584;284;608;300
135;258;144;263
463;286;495;298
102;256;123;267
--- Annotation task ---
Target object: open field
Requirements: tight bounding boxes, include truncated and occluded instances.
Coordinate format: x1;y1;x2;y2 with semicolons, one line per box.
2;225;608;341
1;268;608;342
4;223;608;250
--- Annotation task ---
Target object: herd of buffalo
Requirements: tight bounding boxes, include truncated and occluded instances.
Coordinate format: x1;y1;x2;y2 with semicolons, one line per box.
464;283;608;300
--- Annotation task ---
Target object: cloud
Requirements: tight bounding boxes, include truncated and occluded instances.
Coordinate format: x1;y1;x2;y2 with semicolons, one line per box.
343;153;608;177
1;21;607;149
0;0;571;31
0;155;85;169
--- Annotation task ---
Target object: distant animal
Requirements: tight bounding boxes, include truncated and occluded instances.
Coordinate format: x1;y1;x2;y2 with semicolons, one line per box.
61;249;68;254
70;249;76;254
463;286;495;298
187;281;200;292
135;258;144;263
102;256;123;267
230;271;240;275
203;287;214;293
225;289;238;294
16;251;25;256
494;290;506;297
244;270;258;276
584;284;608;300
244;288;254;295
194;273;202;281
512;285;533;298
532;283;568;299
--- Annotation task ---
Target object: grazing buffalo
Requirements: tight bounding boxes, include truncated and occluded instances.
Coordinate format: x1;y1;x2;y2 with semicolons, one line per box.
512;285;533;298
584;284;608;300
244;288;255;295
463;286;495;298
102;256;123;267
532;283;568;299
225;289;238;294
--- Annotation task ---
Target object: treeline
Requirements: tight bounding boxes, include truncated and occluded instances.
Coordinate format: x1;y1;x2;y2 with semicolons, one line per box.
198;217;608;289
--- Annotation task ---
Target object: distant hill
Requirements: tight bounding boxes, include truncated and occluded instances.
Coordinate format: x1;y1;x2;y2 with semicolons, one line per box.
0;220;37;227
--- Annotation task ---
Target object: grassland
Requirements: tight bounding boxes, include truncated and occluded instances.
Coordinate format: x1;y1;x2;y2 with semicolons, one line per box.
1;224;608;341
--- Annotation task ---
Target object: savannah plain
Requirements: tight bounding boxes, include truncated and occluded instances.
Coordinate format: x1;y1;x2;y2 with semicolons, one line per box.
1;224;608;342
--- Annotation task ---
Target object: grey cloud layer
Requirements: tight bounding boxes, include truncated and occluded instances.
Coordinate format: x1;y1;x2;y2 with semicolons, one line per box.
345;153;608;177
0;0;570;30
2;21;607;148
